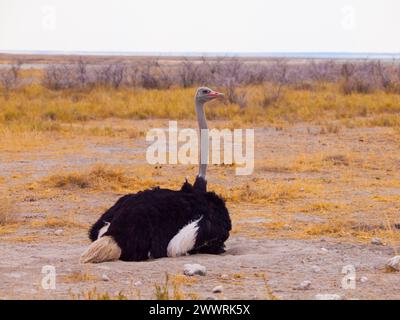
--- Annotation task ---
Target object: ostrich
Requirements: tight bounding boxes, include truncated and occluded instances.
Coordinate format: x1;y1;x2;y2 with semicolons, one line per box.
80;87;232;263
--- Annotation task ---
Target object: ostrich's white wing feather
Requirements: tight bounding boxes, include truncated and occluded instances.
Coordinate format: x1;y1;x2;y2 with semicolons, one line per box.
167;217;202;257
97;222;110;239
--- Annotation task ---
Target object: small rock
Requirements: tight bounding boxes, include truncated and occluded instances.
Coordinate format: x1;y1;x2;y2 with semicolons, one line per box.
321;247;329;253
311;265;321;273
295;280;311;290
315;294;342;300
386;256;400;272
360;276;368;283
54;229;64;236
212;285;223;294
283;224;291;230
221;274;229;280
102;274;110;281
206;296;216;300
183;263;207;276
371;238;383;245
134;280;143;287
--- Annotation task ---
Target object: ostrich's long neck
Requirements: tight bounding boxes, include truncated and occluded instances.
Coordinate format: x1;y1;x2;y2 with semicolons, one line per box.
195;100;208;179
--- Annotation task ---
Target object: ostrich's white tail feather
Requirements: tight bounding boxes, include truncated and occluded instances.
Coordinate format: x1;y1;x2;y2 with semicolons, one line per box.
167;217;202;257
80;236;121;263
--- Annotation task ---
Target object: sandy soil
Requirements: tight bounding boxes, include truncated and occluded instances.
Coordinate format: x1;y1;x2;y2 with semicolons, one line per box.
1;236;399;300
1;237;399;300
1;122;399;300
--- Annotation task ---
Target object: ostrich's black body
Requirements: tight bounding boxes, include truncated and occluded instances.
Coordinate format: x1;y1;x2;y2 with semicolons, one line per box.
88;177;231;261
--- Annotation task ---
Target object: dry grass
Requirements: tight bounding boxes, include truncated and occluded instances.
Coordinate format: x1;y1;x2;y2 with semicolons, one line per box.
263;274;279;300
61;271;99;283
154;273;198;300
1;74;399;153
300;202;343;214
69;287;128;300
0;224;18;236
213;178;322;204
1;80;400;136
0;197;15;225
30;217;88;230
0;128;48;152
42;164;154;193
258;153;351;173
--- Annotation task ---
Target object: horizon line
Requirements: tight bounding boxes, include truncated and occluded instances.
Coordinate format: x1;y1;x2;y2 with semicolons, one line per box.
1;50;400;59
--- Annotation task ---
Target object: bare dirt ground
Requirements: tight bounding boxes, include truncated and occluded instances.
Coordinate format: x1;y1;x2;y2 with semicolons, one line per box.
1;120;399;300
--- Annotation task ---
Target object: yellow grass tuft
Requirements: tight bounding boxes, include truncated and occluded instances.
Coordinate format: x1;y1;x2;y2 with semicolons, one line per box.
0;197;15;225
263;274;279;300
0;224;18;236
301;202;342;214
69;287;128;300
30;216;87;229
214;179;322;204
61;271;99;283
154;273;198;300
43;164;154;192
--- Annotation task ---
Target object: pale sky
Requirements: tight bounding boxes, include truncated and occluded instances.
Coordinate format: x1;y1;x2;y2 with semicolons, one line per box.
0;0;399;53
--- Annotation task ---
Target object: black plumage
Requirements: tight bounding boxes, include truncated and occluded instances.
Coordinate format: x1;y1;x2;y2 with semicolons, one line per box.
88;176;231;261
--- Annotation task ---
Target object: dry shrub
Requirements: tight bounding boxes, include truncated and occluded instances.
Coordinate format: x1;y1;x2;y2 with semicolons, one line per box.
5;58;400;94
176;58;202;88
338;61;399;95
224;80;248;108
0;62;21;98
139;60;172;89
42;64;75;90
340;78;374;95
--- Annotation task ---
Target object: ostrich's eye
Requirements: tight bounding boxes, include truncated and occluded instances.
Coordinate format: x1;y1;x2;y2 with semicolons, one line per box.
202;89;210;94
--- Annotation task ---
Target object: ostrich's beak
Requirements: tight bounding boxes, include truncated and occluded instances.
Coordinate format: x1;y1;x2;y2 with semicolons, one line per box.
207;91;224;99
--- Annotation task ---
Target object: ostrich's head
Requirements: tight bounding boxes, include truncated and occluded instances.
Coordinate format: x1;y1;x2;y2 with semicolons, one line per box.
195;87;224;104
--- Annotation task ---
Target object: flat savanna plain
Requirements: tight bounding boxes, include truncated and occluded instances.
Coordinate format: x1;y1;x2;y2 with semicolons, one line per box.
0;55;399;299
